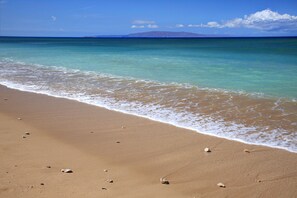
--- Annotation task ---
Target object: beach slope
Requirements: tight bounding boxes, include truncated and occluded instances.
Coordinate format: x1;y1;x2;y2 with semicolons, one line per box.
0;85;296;198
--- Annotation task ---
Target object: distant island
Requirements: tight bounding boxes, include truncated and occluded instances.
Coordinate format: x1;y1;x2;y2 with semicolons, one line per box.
125;31;215;38
87;31;223;38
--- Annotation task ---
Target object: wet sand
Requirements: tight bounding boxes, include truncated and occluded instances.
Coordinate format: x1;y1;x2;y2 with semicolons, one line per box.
0;85;296;198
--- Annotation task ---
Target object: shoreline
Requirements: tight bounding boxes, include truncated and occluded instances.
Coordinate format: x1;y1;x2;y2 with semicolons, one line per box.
1;85;296;197
1;81;295;153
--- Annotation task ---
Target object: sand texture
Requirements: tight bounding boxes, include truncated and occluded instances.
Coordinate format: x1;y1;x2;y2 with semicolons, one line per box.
0;85;296;198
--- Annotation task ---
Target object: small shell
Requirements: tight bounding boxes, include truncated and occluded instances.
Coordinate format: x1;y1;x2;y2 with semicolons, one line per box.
61;168;73;173
217;182;226;188
25;132;30;135
160;178;170;185
256;179;262;183
204;147;211;152
107;179;113;183
243;149;250;153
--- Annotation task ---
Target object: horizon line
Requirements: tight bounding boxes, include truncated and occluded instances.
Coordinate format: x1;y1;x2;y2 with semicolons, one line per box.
1;35;297;39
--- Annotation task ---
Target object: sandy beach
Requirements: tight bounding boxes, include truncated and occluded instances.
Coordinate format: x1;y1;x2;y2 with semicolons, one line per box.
0;84;296;198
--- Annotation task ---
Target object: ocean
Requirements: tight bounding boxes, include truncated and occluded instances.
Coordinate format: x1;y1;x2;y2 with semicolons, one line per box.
0;37;296;152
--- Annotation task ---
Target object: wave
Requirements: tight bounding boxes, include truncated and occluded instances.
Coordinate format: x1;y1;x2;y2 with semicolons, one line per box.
0;58;296;153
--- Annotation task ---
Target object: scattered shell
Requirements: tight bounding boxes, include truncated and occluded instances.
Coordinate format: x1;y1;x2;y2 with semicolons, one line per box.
17;118;22;120
103;169;108;172
22;135;26;138
107;179;114;183
204;147;211;152
101;187;107;190
61;168;73;173
257;179;262;183
243;149;250;153
46;166;51;169
116;141;120;144
25;132;30;135
121;126;126;129
217;182;226;188
160;178;170;185
40;183;44;186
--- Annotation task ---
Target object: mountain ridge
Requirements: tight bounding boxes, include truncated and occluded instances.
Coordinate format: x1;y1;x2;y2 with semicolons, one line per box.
125;31;214;37
87;31;224;38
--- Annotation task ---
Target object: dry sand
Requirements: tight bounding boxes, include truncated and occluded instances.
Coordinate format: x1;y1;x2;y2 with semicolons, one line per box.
0;85;296;198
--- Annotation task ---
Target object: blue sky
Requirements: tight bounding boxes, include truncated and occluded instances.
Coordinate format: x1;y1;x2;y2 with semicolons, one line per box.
0;0;297;37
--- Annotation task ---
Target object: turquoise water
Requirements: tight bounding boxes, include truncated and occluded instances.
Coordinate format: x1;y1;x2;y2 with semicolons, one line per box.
1;37;297;98
0;37;296;152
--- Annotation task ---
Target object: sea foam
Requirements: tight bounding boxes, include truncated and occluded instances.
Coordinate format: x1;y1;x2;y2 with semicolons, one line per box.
0;59;296;153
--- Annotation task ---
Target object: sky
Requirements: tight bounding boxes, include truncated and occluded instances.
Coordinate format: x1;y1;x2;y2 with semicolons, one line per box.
0;0;297;37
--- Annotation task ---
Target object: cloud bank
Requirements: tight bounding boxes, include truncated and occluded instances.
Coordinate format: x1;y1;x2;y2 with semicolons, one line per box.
131;20;158;29
184;9;297;31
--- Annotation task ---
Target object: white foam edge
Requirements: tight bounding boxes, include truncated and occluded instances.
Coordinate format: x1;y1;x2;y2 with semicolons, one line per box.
0;80;296;154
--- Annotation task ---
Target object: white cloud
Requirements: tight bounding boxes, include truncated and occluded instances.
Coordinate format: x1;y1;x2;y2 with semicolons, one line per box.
51;16;57;21
188;24;199;28
131;24;158;29
201;21;221;28
176;24;184;28
132;20;155;25
147;24;158;28
190;9;297;31
131;25;145;29
131;19;159;28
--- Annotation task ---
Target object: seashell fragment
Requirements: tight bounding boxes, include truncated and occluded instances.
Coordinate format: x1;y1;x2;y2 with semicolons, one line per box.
257;179;262;183
107;179;113;183
244;149;250;153
217;182;226;188
204;147;211;152
160;178;170;185
61;168;73;173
